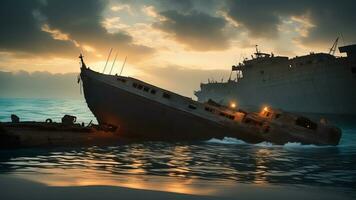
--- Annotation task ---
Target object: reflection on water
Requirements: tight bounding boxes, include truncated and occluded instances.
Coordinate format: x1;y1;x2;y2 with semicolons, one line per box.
253;149;271;184
15;168;221;195
1;140;356;193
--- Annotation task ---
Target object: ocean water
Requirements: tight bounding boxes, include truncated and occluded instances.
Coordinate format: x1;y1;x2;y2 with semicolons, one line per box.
0;98;356;196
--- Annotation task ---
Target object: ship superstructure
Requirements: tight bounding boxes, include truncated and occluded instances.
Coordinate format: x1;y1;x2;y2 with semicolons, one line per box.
195;44;356;115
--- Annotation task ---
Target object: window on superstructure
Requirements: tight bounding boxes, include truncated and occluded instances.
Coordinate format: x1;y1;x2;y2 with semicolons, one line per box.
117;78;126;83
150;89;156;94
188;104;197;109
204;107;214;112
138;84;143;90
219;112;234;120
163;92;171;99
143;87;149;92
132;83;138;88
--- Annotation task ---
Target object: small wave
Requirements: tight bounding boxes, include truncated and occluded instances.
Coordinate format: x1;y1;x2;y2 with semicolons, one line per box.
283;142;327;149
206;137;247;145
206;137;335;148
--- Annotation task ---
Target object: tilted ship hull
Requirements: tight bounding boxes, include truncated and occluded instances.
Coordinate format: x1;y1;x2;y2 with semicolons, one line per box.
80;66;236;141
195;44;356;115
79;55;341;145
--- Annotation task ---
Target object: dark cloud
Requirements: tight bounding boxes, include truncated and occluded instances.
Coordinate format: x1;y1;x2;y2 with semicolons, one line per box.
40;1;126;48
225;0;300;38
225;0;356;45
0;0;77;56
300;0;356;45
154;0;221;13
154;10;231;51
1;0;355;60
0;0;154;60
41;0;155;61
155;0;194;11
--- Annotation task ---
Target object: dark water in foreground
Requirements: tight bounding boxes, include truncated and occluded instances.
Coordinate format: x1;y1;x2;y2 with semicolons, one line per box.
0;98;355;195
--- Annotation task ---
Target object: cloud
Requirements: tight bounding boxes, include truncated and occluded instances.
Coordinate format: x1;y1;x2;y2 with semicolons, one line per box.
1;0;356;75
0;70;81;98
225;0;303;38
153;10;231;51
224;0;356;46
0;0;155;62
0;0;78;57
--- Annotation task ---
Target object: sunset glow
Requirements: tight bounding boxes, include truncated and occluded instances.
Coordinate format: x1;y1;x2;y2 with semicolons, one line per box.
1;0;355;97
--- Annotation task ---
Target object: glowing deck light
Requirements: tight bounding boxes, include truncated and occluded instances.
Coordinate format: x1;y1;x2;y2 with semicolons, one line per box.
230;102;236;109
263;106;269;112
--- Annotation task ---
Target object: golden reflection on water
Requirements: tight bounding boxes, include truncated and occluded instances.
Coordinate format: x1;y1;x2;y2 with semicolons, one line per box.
126;146;147;174
16;145;273;193
16;168;220;195
167;145;192;178
6;143;283;195
13;144;223;196
252;148;271;185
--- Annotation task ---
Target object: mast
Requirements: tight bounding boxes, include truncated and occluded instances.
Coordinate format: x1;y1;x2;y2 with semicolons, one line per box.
329;37;339;56
79;54;87;69
119;56;127;76
102;48;113;73
109;52;118;75
254;45;270;58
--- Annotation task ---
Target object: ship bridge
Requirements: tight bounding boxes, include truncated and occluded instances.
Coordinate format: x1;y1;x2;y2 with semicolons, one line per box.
232;55;288;71
339;44;356;61
232;45;289;72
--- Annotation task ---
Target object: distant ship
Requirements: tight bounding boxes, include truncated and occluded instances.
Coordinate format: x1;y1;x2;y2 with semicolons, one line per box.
195;42;356;115
79;55;341;145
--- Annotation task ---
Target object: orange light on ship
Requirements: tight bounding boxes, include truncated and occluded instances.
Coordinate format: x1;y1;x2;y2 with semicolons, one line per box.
230;102;237;109
263;106;269;112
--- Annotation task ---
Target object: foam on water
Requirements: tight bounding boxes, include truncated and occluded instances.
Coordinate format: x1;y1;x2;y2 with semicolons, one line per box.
206;137;246;145
206;137;335;149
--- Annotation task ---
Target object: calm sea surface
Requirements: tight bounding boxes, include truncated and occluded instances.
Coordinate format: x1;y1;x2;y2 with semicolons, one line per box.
0;98;355;195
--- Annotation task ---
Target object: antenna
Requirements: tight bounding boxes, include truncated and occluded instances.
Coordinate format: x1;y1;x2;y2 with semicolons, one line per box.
329;37;339;56
119;56;127;76
340;33;346;46
80;79;82;95
78;46;84;67
79;46;84;57
102;48;113;73
109;51;118;75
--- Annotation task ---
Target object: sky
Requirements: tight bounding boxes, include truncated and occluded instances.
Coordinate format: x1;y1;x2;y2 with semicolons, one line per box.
1;0;356;98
